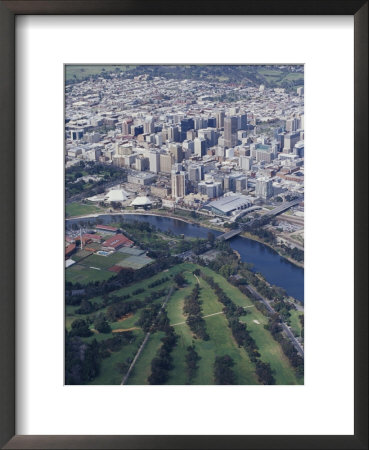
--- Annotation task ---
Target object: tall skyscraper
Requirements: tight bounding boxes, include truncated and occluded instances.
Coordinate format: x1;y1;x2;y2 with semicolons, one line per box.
255;178;273;199
171;170;187;199
216;110;225;128
194;138;207;157
159;153;173;174
143;116;155;134
149;151;160;173
169;143;184;163
224;116;238;148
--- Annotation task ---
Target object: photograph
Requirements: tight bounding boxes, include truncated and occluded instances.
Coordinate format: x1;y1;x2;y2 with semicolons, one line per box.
64;64;304;386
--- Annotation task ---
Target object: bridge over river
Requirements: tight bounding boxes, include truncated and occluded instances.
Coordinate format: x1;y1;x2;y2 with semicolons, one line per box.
216;199;301;241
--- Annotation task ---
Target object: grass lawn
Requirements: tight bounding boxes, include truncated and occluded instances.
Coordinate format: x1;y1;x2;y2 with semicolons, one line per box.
80;252;129;270
65;263;115;284
191;264;301;385
127;331;166;385
289;310;303;337
65;202;104;218
166;265;258;385
88;329;145;385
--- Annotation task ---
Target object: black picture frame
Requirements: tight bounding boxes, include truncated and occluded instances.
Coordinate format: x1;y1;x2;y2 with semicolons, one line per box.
0;1;367;449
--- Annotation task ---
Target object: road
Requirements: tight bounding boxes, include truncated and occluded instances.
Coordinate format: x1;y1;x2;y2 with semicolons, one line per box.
244;285;304;357
120;285;174;385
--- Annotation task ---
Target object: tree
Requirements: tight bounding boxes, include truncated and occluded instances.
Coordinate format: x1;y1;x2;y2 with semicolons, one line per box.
70;319;92;337
174;273;186;287
207;232;215;246
94;315;111;334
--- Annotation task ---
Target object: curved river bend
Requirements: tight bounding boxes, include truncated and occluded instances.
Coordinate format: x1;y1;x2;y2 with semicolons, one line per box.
67;214;304;303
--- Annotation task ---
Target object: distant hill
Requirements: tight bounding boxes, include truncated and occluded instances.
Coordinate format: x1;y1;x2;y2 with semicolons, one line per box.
65;64;304;89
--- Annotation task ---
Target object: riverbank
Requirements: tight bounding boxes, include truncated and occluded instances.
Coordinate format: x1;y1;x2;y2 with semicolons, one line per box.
67;209;304;269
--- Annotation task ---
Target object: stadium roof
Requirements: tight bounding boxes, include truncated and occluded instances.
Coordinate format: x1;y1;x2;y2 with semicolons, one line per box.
208;194;253;214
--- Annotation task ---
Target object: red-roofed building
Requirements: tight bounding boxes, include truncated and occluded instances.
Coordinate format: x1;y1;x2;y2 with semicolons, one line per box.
65;243;76;258
96;225;118;233
102;233;133;250
82;234;103;243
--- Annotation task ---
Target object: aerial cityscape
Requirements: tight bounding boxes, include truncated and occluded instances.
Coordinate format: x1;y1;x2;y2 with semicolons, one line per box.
65;65;304;385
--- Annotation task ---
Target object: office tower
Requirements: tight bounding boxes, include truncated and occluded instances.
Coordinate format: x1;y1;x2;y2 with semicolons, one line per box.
216;110;225;128
149;150;160;173
207;117;216;128
171;170;187;198
198;180;223;198
236;176;248;193
239;155;254;171
286;118;299;133
299;114;304;130
183;140;194;158
132;125;143;136
167;126;180;142
255;178;273;199
224;116;238;148
155;134;163;146
188;164;204;182
136;156;149;171
187;130;196;140
194;137;207;157
161;128;169;142
198;128;217;147
160;153;173;174
238;112;247;130
169;143;184;163
122;118;133;135
180;118;194;140
283;132;300;153
143;116;155;134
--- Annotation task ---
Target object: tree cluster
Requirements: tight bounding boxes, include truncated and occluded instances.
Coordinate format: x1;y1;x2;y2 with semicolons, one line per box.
185;345;201;383
213;355;236;385
183;285;209;341
148;311;178;385
265;314;304;377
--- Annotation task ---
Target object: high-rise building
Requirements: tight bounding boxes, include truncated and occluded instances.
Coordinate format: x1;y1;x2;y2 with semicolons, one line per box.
167;126;180;142
194;137;207;157
216;111;225;128
283;132;300;153
238;112;247;130
224;116;238;148
149;151;160;173
239;155;254;171
122;118;133;135
135;155;149;171
171;170;187;198
180;118;194;140
236;176;248;193
207;117;216;128
155;134;163;146
169;143;184;163
188;164;204;182
198;128;217;147
198;180;223;198
143;116;155;134
255;178;273;199
159;153;173;174
286;118;299;133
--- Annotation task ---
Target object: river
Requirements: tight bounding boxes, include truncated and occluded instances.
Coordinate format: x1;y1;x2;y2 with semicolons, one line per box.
66;213;304;303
